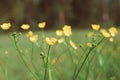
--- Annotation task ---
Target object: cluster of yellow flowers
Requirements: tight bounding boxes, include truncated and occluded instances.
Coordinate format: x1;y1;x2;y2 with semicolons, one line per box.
26;31;38;43
45;37;57;45
0;22;118;47
21;22;46;30
85;24;118;48
55;25;78;49
56;25;72;37
91;24;118;42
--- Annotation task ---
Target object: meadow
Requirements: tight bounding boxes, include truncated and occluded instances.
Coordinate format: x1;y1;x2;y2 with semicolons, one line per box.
0;23;120;80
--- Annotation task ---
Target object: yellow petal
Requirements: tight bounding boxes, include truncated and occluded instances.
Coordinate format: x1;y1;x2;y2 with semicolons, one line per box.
87;42;92;48
100;29;111;38
56;30;63;36
88;31;94;37
109;27;118;37
21;24;30;30
63;25;72;36
38;22;46;29
29;35;38;43
91;24;100;31
58;38;65;44
0;23;11;30
26;31;33;37
46;37;57;45
70;40;77;50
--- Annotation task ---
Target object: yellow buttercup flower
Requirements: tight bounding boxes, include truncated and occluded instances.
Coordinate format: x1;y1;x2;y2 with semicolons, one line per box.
58;38;65;44
21;24;30;30
88;31;94;37
87;42;92;48
109;37;114;42
0;22;11;30
29;35;38;43
69;40;77;50
46;37;57;45
26;31;33;37
100;29;111;38
91;24;100;31
38;22;46;29
63;25;72;36
56;30;63;36
108;27;118;37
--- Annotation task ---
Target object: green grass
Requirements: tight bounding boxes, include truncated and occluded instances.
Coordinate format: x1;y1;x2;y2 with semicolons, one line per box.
0;30;120;80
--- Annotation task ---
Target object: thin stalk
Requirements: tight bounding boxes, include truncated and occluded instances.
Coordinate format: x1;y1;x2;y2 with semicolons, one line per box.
72;47;88;79
73;37;105;80
85;59;90;80
35;42;45;54
35;42;46;67
44;45;51;80
49;68;52;80
42;57;46;68
13;37;39;80
41;29;45;39
5;54;8;80
31;43;34;61
73;48;93;80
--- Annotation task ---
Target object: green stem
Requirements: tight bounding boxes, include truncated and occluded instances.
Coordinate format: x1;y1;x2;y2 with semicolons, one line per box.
31;43;34;61
73;48;93;80
31;43;40;78
5;55;8;80
72;48;88;79
73;37;105;80
85;59;90;80
13;36;39;80
35;42;45;54
35;42;46;68
44;45;51;80
49;68;52;80
41;29;45;38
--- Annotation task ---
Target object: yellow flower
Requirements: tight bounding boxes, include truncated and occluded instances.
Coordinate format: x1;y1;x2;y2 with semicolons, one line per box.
38;22;46;29
29;35;38;43
21;24;30;30
0;22;11;30
109;37;114;42
91;24;100;31
88;31;94;37
87;42;92;48
108;27;118;37
26;31;33;37
58;38;65;44
63;25;72;36
100;29;111;38
56;30;63;36
46;37;57;45
69;40;77;50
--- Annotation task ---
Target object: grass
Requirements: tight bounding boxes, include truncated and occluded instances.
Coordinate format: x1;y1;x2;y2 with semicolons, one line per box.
0;29;120;80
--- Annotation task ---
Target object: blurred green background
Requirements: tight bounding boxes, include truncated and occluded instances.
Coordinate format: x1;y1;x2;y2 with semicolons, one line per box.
0;0;120;31
0;0;120;80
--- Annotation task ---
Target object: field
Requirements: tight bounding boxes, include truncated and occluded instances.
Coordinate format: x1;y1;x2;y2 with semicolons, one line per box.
0;29;120;80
